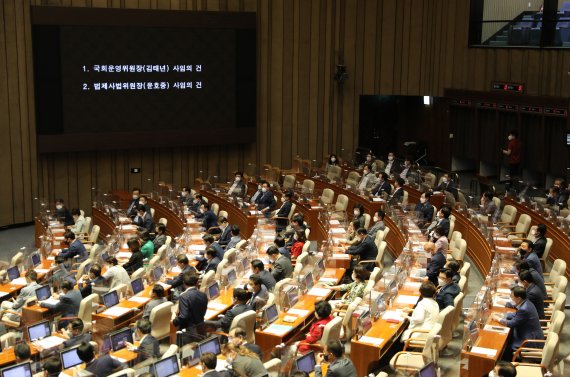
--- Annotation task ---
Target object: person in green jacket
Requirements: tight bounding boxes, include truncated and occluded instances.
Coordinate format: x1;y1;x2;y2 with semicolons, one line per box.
140;230;155;260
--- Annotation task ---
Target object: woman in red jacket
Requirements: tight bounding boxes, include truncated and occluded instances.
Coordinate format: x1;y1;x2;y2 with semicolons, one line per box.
290;229;307;259
298;300;333;353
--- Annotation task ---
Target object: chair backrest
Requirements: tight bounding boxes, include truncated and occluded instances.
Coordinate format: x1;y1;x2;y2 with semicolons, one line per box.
263;358;282;376
374;229;385;243
223;248;237;263
422;323;442;363
382;226;390;241
288;203;297;221
156;245;168;260
375;160;385;170
457;191;468;205
552;276;568;298
131;267;145;282
452;292;465;331
402;190;409;205
84;216;93;234
451;239;467;261
283;175;296;190
541;332;559;371
341;297;362;340
0;333;16;351
108;368;136;377
445;192;456;206
78;293;99;325
320;316;343;346
275;278;293;309
215;259;229;282
321;188;335;205
89;244;101;261
447;219;455;239
436;306;455;350
110;283;128;299
10;252;24;268
492;196;501;210
200;271;216;292
236;240;248;250
346;171;361;184
89;225;100;243
161;344;179;359
158;217;168;226
458;275;467;293
75;258;93;281
548;310;565;336
500;205;517;224
460;262;471;280
335;194;349;212
363;213;371;230
147;255;161;273
150;208;155;219
551;293;566;313
149;301;174;340
211;203;219;216
375;241;387;268
219;210;228;219
327;166;343;181
264;292;275;309
424;173;436;188
303;179;315;193
297;251;310;267
542;238;553;262
369;267;382;283
230;310;257;343
515;214;532;234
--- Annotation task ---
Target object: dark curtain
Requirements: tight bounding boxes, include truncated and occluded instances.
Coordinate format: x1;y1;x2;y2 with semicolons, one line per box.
544;116;568;176
519;114;544;172
450;106;478;161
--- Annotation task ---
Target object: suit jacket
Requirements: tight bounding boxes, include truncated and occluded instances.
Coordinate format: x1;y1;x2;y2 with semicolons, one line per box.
126;198;140;217
436;282;461;310
533;236;547;259
84;354;125;377
244;342;262;359
217;226;232;247
59;239;87;261
367;221;386;240
79;276;107;298
258;270;276;291
228;181;247;197
250;189;263;204
384;160;400;176
427;252;446;286
372;180;392;196
220;303;252;333
166;265;196;291
173;287;208;329
357;173;378;190
226;236;241;250
429;218;450;238
63;332;92;348
202;370;221;377
203;257;220;274
528;267;546;296
41;288;82;317
414;202;434;225
248;285;269;310
198;210;218;231
153;234;167;252
391;187;404;204
504;299;544;350
346;236;378;263
122;251;144;274
315;357;357;377
526;283;545;319
13;282;42;311
524;251;543;276
56;207;74;226
256;191;276;211
232;354;269;377
278;246;291;260
275;200;293;218
143;297;167;319
135;334;160;362
133;212;154;232
271;255;293;282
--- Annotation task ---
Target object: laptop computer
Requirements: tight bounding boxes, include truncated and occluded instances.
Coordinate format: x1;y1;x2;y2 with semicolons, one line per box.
304;272;314;290
227;268;237;285
6;266;20;281
153;266;164;282
263;303;279;325
27;320;51;342
198;336;222;356
0;362;32;377
295;351;316;373
60;346;83;370
153;354;180;377
419;361;437;377
130;278;145;296
207;282;220;300
35;285;52;301
102;290;120;308
109;327;134;351
30;253;41;268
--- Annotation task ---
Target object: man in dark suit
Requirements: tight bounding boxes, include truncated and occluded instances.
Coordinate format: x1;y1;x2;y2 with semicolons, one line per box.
133;205;154;233
122;239;144;274
399;158;413;179
414;192;434;228
345;228;378;271
390;178;405;204
216;217;232;247
143;284;167;319
515;260;546;296
59;231;87;262
173;273;208;335
268;246;293;282
251;259;276;291
247;275;269;310
383;152;400;177
79;264;107;298
195;202;218;231
371;172;392;197
179;186;193;207
200;353;221;377
228;327;262;359
228;171;247;197
189;193;206;215
274;192;293;233
495;286;543;361
315;340;357;377
55;199;73;226
77;342;126;376
426;242;446;286
274;237;291;259
203;234;225;260
256;181;277;216
436;269;461;310
428;206;451;238
126;188;141;217
208;288;252;333
39;280;82;328
519;239;543;276
62;319;92;348
532;223;548;259
513;270;545;319
164;255;197;296
126;318;160;363
433;173;458;198
202;248;220;274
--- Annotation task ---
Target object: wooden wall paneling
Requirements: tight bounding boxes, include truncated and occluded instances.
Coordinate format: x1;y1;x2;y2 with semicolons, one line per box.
206;0;220;11
440;0;455;93
406;0;421;95
378;0;396;94
509;49;524;82
92;0;108;8
341;0;356;152
295;0;310;160
323;0;335;154
71;0;89;7
351;0;365;149
315;0;328;162
76;155;93;214
124;0;138;8
525;50;541;95
307;0;321;161
288;0;299;163
280;0;293;168
257;0;269;166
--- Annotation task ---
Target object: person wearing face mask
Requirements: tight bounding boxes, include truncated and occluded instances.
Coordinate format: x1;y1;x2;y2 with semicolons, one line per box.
488;361;517;377
351;204;366;229
274;192;294;233
152;223;167;252
226;225;242;250
501;130;522;179
427;205;451;239
492;286;543;361
68;208;86;234
206;288;253;333
267;246;293;281
138;195;151;213
531;223;547;259
132;204;154;233
189;193;206;215
126;188;141;218
367;210;386;240
216;217;232;247
435;268;460;310
122;238;144;274
290;229;307;259
508;270;544;319
55;199;74;226
315;340;357;377
389;177;405;204
297;301;333;353
39;280;82;329
326;154;339;171
414;192;434;228
514;260;546;296
125;318;160;363
371;172;392;197
399;158;413;179
518;239;542;276
195;203;219;232
246;274;269;311
425;241;446;286
384;152;400;177
357;164;378;191
256;181;276;216
324;266;369;309
345;220;362;246
346;228;378;271
1;270;41;323
362;152;378;173
250;183;264;204
221;342;268;377
401;281;439;340
58;230;88;262
139;230;154;260
179;186;193;206
431;225;449;253
228;171;247;197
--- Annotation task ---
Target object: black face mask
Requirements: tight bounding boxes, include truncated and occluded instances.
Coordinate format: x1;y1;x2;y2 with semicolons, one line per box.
323;354;330;362
518;249;526;258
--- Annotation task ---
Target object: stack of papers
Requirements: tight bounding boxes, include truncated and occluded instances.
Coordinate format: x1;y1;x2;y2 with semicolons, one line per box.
11;277;27;285
41;298;60;306
115;252;132;259
208;302;228;310
35;336;66;349
382;310;405;322
330;228;346;234
287;308;309;317
128;296;151;304
307;287;331;297
483;324;509;334
329;220;340;225
395;295;419;305
470;346;497;357
358;336;384;346
102;306;132;317
121;225;137;231
264;324;293;336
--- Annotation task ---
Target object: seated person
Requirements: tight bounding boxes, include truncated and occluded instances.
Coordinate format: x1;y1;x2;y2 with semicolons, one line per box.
371;172;391;197
325;154;339;171
352;204;366;229
55;199;73;226
446;260;461;284
274;236;291;259
76;342;126;376
433;173;456;194
298;301;333;353
188;193;206;215
179;186;193;206
139;230;154;260
399;158;413;179
152;223;167;252
229;327;262;359
325;266;369;309
122;239;144;274
490;361;517;377
250;183;263;204
195;203;219;233
267;246;293;282
345;220;361;246
1;270;41;323
68;208;86;234
390;178;405;204
132;204;154;233
250;259;276;291
427;206;451;238
201;248;220;274
79;264;107;297
39;280;82;328
163;255;197;295
143;284;167;319
202;233;225;261
216;217;232;247
47;255;70;285
532;223;547;259
290;230;307;259
221;343;268;377
199;352;222;377
207;288;252;333
126;318;160;363
480;191;497;217
384;151;400;177
138;195;151;213
414;192;434;228
14;342;31;364
431;226;449;254
314;340;357;377
256;181;277;216
44;357;63;377
285;214;308;247
401;281;439;340
274;192;294;233
510;270;545;319
247;275;269;311
518;239;542;276
367;210;386;240
226;225;242;250
102;257;131;289
357;164;378;191
228;171;247;197
436;268;460;310
345;228;378;271
58;230;87;263
425;242;446;286
61;318;92;348
126;188;141;218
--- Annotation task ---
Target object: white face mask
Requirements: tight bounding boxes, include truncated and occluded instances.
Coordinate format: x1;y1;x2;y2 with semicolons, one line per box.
442;178;448;183
420;198;426;203
200;208;205;213
73;215;79;221
351;273;357;281
489;371;497;377
262;187;268;192
258;185;262;190
181;191;188;197
366;156;372;161
132;195;139;200
353;210;360;216
508;135;514;140
247;284;254;291
438;278;446;286
373;217;379;222
56;205;63;210
235;177;241;182
363;170;369;175
331;157;336;162
388;156;394;161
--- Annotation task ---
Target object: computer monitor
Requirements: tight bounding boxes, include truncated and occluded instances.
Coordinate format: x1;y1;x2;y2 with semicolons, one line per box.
153;354;180;377
317;258;325;271
0;362;32;377
295;351;316;373
60;346;83;370
130;278;144;295
153;266;164;282
109;327;134;351
102;290;120;308
304;272;314;290
264;303;279;324
27;320;51;342
207;282;220;300
30;253;41;267
241;257;249;271
35;285;51;301
286;288;299;308
198;336;221;356
169;255;177;268
419;361;437;377
6;266;19;281
227;268;237;285
100;335;112;354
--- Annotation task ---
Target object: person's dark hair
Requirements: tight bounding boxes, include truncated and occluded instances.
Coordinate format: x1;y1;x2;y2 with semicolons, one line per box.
132;188;141;194
291;372;310;377
350;220;360;230
235;171;243;177
139;374;155;377
61;280;74;291
205;247;217;258
183;272;199;287
137;318;152;334
353;265;371;281
203;234;215;244
156;223;166;234
249;274;262;287
233;288;250;303
139;230;151;242
177;254;189;265
64;230;76;240
267;246;280;256
353;203;364;214
201;352;218;370
218;216;228;224
251;259;265;271
195;194;203;200
375;210;385;220
233;327;247;338
76;342;95;363
536;223;547;236
44;357;62;375
356;228;368;235
521;239;534;249
55;198;65;204
484;191;494;201
202;202;211;210
440;206;451;219
447;261;460;274
152;284;165;298
14;342;31;360
230;224;240;236
55;255;66;265
518;270;534;284
419;281;436;298
136;204;147;212
379;172;388;181
515;260;531;272
496;361;517;377
71;208;81;217
550;186;560;195
363;164;373;171
274;237;285;247
25;270;38;282
90;264;102;277
326;340;344;358
283;192;293;200
423;192;432;200
181;186;190;193
434;226;445;237
396;177;405;187
328;154;338;165
511;286;527;299
139;195;148;202
294;229;307;243
70;318;84;332
439;268;454;279
508;130;518;138
127;239;140;250
314;300;332;319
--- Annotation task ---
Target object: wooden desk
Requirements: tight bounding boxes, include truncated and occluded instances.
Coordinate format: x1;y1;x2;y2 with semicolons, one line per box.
0;344;40;368
92;206;118;239
148;198;185;236
452;209;494;275
198;190;258;239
